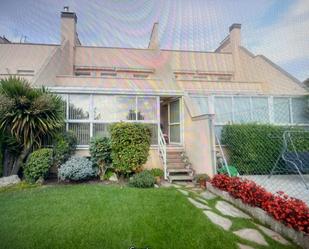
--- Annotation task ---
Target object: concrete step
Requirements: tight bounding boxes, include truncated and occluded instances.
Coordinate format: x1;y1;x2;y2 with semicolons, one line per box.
167;154;182;160
167;157;183;163
167;168;193;173
168;175;194;182
167;162;186;168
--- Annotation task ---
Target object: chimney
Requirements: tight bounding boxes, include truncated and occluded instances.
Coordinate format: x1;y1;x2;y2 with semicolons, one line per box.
229;23;241;48
148;23;159;50
60;6;77;45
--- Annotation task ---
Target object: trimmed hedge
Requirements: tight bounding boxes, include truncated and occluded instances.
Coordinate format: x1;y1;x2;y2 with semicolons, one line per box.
0;135;3;177
110;122;151;174
24;148;53;183
129;170;156;188
221;124;309;174
90;136;112;168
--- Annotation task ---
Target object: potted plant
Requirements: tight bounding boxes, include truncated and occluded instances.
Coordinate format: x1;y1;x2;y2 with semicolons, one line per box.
150;168;164;185
196;174;210;189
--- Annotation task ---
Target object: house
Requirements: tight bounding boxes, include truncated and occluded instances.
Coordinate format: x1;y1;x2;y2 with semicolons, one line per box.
0;7;308;181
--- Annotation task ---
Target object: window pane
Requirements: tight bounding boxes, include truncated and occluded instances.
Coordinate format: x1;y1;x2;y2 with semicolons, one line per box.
146;124;158;145
292;98;309;124
170;124;180;143
93;95;116;120
137;97;157;121
274;98;291;124
93;123;111;137
234;97;251;123
68;123;90;145
115;96;136;121
57;94;67;119
69;94;90;120
191;96;209;115
170;100;180;123
215;97;233;123
252;97;269;123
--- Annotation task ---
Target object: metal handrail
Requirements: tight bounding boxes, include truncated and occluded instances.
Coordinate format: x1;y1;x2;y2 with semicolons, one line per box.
158;128;167;179
215;134;231;177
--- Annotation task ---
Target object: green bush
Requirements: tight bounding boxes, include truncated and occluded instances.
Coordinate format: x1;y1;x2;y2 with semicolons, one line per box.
90;137;112;167
24;148;53;183
129;170;156;188
0;135;3;177
53;131;77;167
150;168;164;178
221;124;309;174
110;122;151;174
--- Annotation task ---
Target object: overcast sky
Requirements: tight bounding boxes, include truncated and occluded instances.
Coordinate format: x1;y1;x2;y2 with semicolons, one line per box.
0;0;308;81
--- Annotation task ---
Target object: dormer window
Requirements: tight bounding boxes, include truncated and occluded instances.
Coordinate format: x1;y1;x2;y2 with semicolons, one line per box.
75;71;91;76
133;74;149;78
101;72;117;77
17;69;35;76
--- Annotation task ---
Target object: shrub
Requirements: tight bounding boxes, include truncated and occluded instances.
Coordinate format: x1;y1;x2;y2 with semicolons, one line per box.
90;137;112;168
24;148;53;183
58;157;97;181
129;170;156;188
221;124;309;174
110;122;151;174
0;134;3;177
150;168;164;178
53;131;77;167
211;174;309;234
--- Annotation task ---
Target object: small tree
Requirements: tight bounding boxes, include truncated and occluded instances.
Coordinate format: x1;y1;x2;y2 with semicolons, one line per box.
110;122;151;175
0;77;64;175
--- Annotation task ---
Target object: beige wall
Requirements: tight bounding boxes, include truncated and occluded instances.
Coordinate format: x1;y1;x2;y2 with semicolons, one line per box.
183;104;215;177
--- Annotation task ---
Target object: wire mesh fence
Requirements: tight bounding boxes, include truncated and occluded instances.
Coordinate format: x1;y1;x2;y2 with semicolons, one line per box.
215;98;309;206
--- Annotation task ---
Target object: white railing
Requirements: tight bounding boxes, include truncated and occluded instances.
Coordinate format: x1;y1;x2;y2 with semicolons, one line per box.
158;128;167;179
215;134;231;177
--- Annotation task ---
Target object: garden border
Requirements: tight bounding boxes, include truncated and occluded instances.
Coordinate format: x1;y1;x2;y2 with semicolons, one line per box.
206;182;309;249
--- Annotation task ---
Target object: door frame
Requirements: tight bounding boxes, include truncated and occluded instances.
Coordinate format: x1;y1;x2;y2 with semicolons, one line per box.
168;97;182;145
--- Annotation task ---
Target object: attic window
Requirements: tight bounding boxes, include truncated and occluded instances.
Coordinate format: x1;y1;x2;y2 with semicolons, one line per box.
193;74;208;79
75;71;91;76
217;75;232;81
17;69;35;76
133;74;149;78
101;72;117;77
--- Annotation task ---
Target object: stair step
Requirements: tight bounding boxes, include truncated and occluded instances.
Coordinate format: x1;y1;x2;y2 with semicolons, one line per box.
167;150;183;154
167;154;182;160
168;175;194;182
167;162;186;168
167;157;183;163
167;168;193;173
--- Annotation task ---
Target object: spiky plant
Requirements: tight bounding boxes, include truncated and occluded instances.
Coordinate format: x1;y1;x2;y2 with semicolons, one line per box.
0;77;64;175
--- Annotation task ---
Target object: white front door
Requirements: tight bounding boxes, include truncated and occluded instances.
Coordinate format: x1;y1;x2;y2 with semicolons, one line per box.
168;98;181;144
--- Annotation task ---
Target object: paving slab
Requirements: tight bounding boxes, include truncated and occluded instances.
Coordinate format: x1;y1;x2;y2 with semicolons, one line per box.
195;197;208;205
257;224;290;245
237;243;255;249
233;229;268;246
178;189;189;196
203;211;232;231
216;201;251;219
200;191;216;200
187;197;211;209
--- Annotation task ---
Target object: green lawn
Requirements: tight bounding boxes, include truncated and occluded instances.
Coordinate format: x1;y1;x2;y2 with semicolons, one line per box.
0;184;298;249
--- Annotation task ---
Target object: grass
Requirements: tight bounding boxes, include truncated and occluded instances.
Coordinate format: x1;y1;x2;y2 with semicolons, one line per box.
0;184;299;249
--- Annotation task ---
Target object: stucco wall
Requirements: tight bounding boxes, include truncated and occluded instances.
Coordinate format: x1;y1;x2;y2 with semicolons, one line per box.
183;105;215;177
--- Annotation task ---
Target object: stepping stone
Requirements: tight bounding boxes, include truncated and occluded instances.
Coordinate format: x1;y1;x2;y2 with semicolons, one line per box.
237;243;255;249
195;197;208;205
200;191;216;200
203;211;232;231
187;197;210;209
178;189;188;196
233;229;268;246
216;201;251;219
257;224;290;245
172;184;181;188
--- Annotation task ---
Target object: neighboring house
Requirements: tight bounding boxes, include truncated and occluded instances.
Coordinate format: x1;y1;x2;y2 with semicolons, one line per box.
0;7;308;180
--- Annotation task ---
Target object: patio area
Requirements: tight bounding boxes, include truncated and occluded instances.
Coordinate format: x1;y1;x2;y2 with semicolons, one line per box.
242;174;309;206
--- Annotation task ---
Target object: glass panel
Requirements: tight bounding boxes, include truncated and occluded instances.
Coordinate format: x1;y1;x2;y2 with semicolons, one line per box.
93;95;116;120
115;96;136;121
137;97;157;121
93;123;111;138
145;124;158;145
273;98;291;124
57;94;67;119
215;97;233;123
69;94;90;120
68;123;90;145
292;98;309;124
252;97;269;123
170;124;180;143
191;96;209;115
234;97;251;123
170;100;180;123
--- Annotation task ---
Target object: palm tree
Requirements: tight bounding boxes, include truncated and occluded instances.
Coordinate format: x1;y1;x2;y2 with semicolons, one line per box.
0;77;64;175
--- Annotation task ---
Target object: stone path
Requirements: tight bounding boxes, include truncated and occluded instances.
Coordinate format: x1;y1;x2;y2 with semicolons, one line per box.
188;197;211;209
234;229;268;246
173;185;294;249
216;201;251;219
